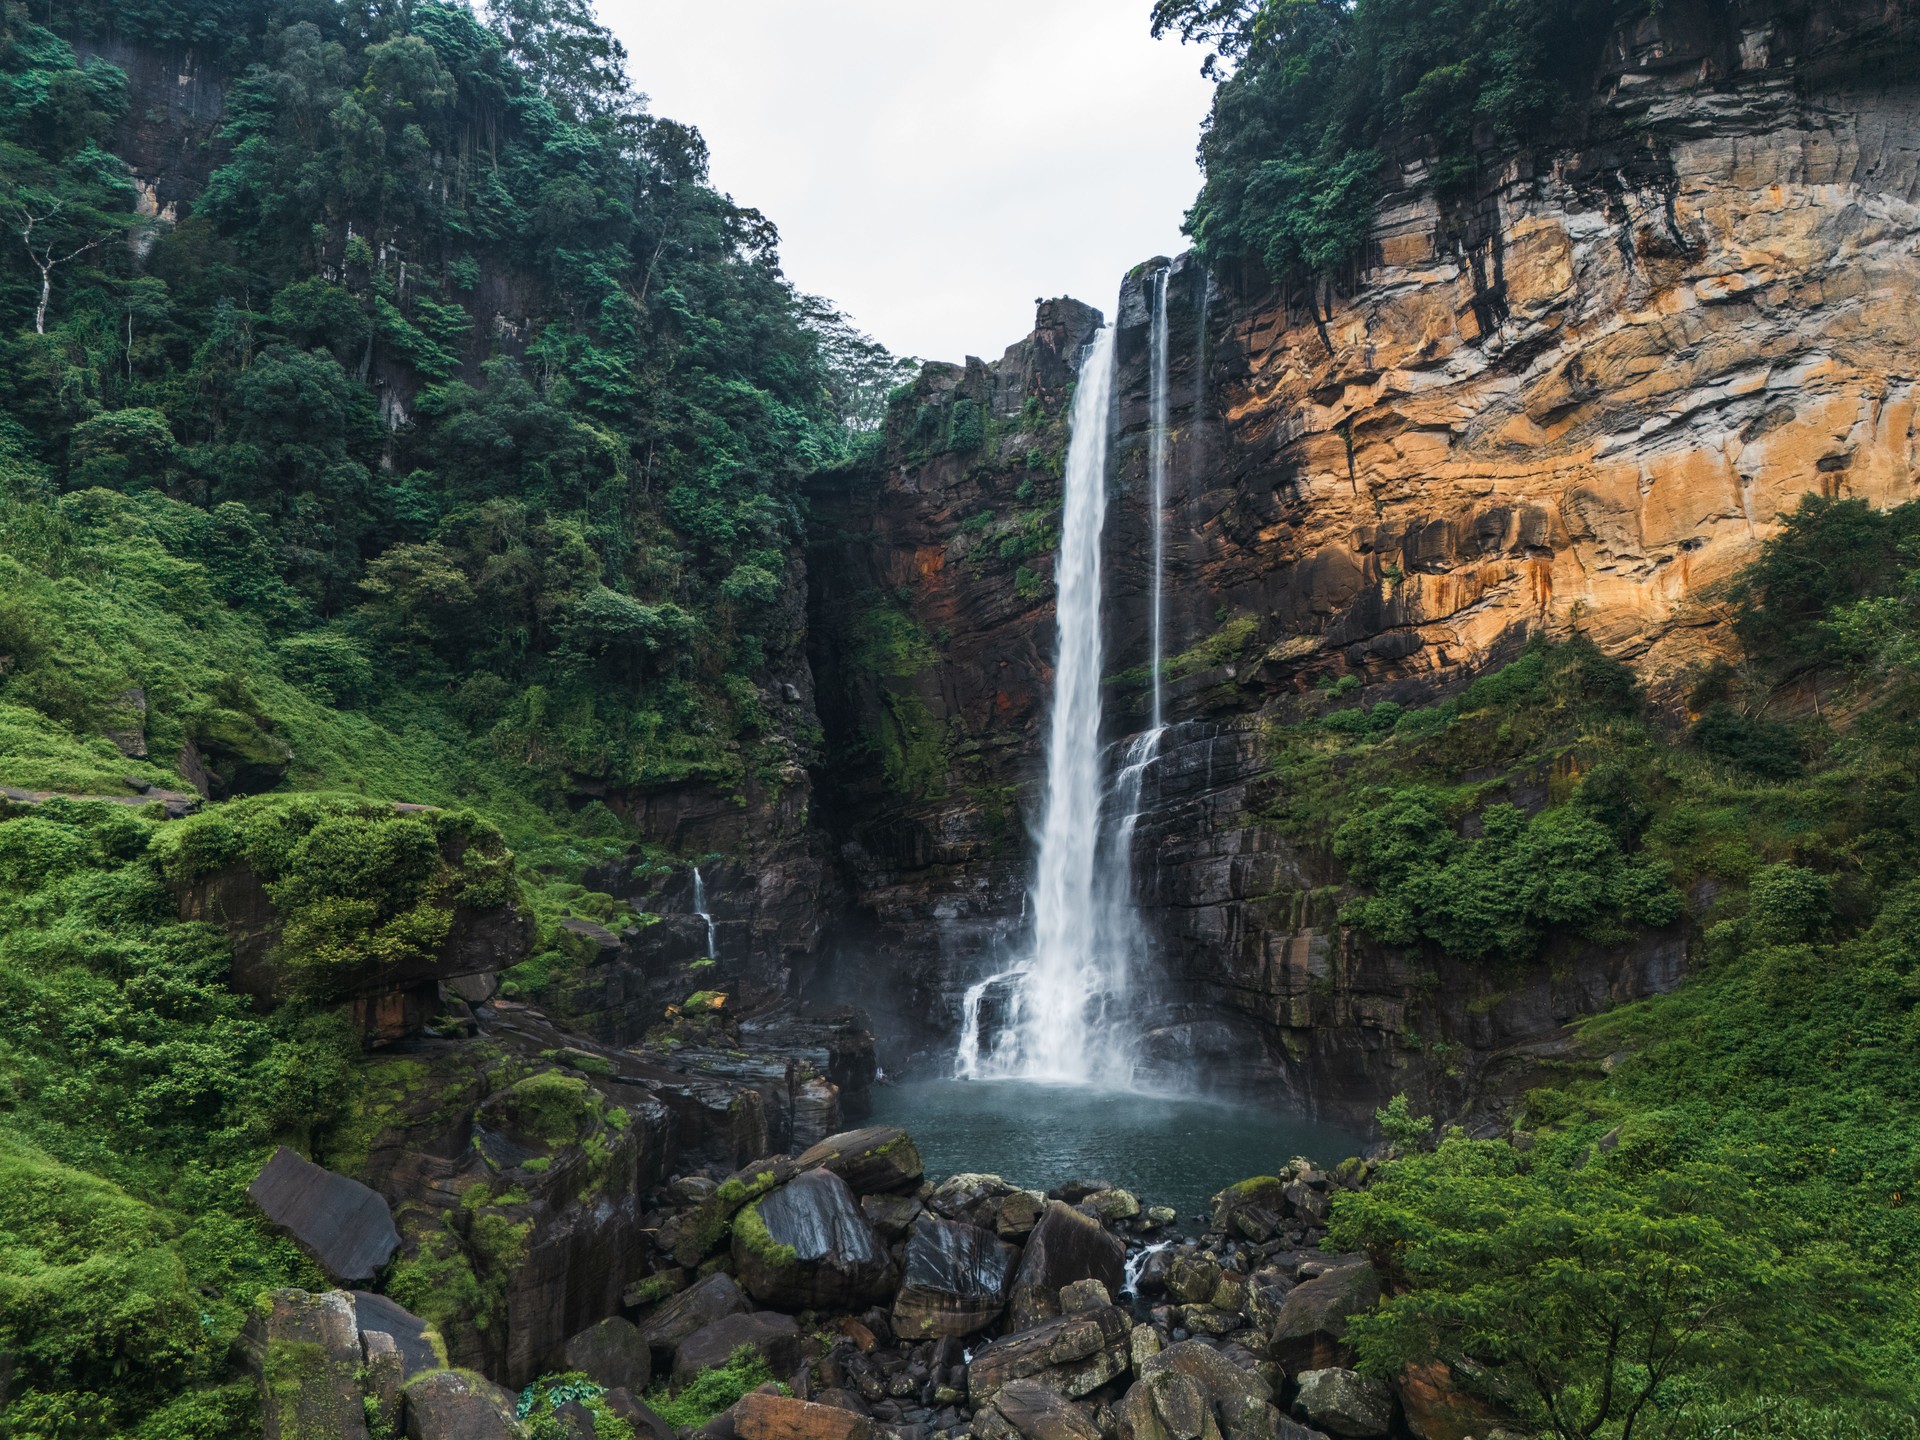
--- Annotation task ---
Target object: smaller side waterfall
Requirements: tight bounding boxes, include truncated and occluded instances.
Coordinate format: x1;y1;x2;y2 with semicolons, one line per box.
691;865;717;960
1148;268;1172;733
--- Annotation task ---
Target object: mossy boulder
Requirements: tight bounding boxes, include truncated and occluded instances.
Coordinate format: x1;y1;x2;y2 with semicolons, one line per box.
795;1125;923;1195
732;1169;896;1310
238;1289;370;1440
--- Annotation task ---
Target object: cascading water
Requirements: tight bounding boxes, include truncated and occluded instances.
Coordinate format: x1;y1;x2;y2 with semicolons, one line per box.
1148;268;1172;734
954;276;1180;1087
691;865;717;961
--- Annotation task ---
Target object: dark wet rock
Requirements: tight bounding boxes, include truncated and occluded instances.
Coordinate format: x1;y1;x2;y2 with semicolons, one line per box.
638;1272;751;1361
1266;1264;1380;1374
658;1160;796;1267
732;1390;876;1440
975;1379;1104;1440
1007;1202;1127;1332
968;1301;1131;1404
402;1368;521;1440
927;1172;1022;1225
892;1215;1018;1338
554;1315;651;1394
796;1127;923;1194
240;1289;369;1440
1125;1340;1320;1440
1210;1180;1290;1244
1291;1370;1392;1438
674;1312;804;1391
861;1191;923;1242
734;1169;896;1310
248;1148;399;1284
996;1189;1047;1238
352;1291;441;1379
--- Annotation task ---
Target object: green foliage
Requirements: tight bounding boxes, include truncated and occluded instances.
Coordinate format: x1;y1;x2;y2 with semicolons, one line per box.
1154;0;1620;275
157;794;516;994
1374;1093;1431;1148
644;1346;782;1430
1330;1136;1901;1438
1334;789;1681;961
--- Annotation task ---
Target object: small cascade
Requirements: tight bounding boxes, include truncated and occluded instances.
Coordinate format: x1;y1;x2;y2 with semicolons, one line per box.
691;865;717;961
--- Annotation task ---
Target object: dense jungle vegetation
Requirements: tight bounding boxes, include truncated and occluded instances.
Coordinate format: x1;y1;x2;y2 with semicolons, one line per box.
1239;498;1920;1436
0;0;901;1434
1152;0;1622;274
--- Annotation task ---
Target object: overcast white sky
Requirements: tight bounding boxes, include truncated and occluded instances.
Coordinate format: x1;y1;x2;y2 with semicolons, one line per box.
599;1;1216;365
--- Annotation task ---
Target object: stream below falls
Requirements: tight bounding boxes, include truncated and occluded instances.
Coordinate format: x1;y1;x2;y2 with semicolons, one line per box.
867;1079;1363;1226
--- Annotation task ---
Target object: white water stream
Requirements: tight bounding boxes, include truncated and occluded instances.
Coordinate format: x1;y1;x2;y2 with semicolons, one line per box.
691;865;717;961
955;276;1179;1086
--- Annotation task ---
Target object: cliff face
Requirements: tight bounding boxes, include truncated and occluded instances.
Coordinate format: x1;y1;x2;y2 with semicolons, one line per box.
804;0;1920;1121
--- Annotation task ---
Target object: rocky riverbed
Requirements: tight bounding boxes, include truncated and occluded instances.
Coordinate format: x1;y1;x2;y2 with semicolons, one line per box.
244;1124;1511;1440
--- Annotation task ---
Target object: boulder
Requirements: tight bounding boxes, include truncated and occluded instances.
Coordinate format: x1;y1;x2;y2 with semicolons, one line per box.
1209;1179;1290;1244
928;1172;1022;1226
248;1147;400;1283
1266;1264;1379;1374
1007;1202;1127;1331
1291;1370;1392;1438
1393;1362;1505;1440
733;1169;895;1310
402;1369;520;1440
1165;1254;1222;1307
673;1312;804;1391
1060;1279;1110;1314
968;1300;1131;1404
656;1162;794;1267
240;1289;369;1440
352;1291;442;1380
976;1378;1104;1440
731;1390;875;1440
996;1189;1047;1238
860;1192;923;1242
795;1127;923;1194
555;1315;651;1394
1083;1189;1140;1223
892;1214;1019;1338
638;1272;751;1360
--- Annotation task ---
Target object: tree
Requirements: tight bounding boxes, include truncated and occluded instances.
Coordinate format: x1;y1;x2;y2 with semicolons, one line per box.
483;0;637;122
1329;1137;1896;1439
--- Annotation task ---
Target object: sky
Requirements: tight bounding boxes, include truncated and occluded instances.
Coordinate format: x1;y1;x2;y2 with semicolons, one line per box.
598;1;1218;366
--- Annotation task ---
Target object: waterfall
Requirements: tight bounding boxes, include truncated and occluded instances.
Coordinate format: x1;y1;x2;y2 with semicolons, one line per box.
956;324;1124;1084
691;865;717;961
953;279;1180;1088
1149;268;1171;733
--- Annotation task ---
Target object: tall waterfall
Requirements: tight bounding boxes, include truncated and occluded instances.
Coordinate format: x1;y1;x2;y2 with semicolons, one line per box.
955;280;1182;1085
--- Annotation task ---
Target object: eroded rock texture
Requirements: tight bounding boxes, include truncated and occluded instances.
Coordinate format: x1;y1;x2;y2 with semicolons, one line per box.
804;0;1920;1122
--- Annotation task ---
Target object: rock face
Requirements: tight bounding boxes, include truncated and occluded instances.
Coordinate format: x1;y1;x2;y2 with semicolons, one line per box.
801;0;1920;1120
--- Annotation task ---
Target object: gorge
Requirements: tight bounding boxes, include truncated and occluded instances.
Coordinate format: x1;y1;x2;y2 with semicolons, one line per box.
5;0;1920;1435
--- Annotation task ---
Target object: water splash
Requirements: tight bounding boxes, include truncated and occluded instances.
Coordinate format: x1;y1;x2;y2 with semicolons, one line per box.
691;865;717;961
